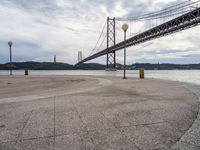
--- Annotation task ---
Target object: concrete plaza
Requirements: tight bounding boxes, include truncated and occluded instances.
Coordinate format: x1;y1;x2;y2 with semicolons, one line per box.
0;76;199;150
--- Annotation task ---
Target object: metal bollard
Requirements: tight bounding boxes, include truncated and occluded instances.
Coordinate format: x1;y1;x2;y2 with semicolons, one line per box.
25;69;28;76
139;68;144;79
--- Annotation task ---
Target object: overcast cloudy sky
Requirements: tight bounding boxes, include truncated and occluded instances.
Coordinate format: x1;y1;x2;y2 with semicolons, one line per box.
0;0;200;65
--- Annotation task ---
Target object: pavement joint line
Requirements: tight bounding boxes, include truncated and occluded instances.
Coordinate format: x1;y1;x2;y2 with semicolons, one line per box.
99;111;119;131
0;132;84;144
101;111;145;150
0;119;185;145
15;110;33;145
1;127;124;144
0;112;190;145
0;135;55;146
134;143;142;150
0;132;82;145
70;98;96;147
134;144;142;150
85;98;120;132
99;110;173;132
16;135;54;143
115;120;170;129
10;129;89;143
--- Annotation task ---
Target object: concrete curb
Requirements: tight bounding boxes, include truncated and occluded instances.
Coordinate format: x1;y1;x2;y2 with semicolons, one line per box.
170;84;200;150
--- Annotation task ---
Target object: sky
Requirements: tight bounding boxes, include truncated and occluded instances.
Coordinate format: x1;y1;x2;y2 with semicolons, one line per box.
0;0;200;65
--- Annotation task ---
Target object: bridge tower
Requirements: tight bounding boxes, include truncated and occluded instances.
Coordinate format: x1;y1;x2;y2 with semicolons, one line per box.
78;51;82;63
106;17;116;70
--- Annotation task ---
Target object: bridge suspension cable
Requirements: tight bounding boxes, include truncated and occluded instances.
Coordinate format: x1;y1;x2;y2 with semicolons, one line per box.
114;0;200;43
89;20;107;56
95;34;107;54
116;0;200;21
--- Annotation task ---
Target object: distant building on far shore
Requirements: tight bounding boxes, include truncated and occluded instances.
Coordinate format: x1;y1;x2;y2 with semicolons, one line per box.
54;55;56;63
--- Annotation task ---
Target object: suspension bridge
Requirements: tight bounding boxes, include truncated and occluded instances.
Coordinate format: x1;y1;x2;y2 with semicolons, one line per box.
75;0;200;70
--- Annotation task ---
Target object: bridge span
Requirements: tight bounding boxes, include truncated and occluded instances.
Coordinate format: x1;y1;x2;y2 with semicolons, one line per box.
76;1;200;68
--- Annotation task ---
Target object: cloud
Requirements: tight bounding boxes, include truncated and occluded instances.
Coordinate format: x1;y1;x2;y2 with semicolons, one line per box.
0;0;199;64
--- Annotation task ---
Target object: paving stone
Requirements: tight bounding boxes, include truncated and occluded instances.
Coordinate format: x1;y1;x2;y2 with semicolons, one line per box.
55;108;86;135
16;137;54;150
80;111;115;131
88;128;140;150
0;141;17;150
181;132;200;147
119;125;169;150
101;108;132;127
21;109;54;139
171;141;200;150
0;137;54;150
55;133;95;150
0;110;32;143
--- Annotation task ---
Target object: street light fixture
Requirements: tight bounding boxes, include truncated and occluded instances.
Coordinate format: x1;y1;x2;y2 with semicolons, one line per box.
8;41;13;76
122;24;128;79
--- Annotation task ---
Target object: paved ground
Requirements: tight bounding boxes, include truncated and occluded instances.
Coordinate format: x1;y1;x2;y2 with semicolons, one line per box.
170;83;200;150
0;75;199;150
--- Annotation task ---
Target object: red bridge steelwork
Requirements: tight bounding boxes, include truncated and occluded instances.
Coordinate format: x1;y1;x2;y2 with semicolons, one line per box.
76;8;200;66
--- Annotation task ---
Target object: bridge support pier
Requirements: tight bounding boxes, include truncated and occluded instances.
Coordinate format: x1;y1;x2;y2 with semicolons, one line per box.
106;17;116;71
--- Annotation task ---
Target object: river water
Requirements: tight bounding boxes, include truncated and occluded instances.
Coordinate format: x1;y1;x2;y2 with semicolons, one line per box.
0;70;200;85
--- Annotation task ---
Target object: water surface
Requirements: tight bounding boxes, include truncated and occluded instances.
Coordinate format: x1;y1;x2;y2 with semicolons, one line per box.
0;70;200;85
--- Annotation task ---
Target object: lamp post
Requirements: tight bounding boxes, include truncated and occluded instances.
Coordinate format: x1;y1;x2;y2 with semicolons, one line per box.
122;24;128;79
8;41;13;76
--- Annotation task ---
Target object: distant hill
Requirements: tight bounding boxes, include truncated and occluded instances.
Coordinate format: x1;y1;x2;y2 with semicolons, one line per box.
0;62;200;70
0;62;106;70
0;62;74;70
130;63;200;70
